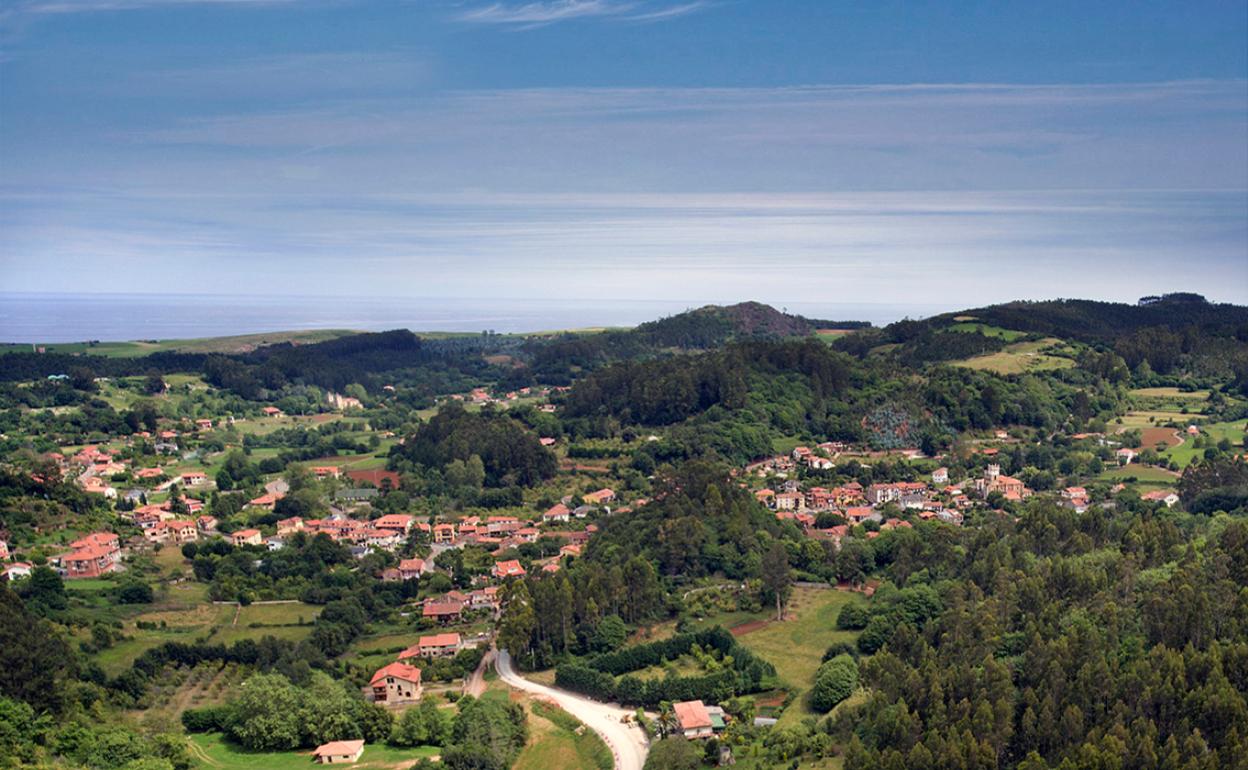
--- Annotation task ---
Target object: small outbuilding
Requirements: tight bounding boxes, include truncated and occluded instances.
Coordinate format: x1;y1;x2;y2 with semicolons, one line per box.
313;739;365;764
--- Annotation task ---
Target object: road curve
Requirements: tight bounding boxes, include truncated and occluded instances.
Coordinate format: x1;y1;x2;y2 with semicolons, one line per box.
495;649;649;770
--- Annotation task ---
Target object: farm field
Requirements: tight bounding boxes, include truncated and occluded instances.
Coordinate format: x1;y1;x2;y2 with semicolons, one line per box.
1161;420;1248;468
953;338;1075;375
734;586;864;726
187;733;439;770
1117;411;1201;430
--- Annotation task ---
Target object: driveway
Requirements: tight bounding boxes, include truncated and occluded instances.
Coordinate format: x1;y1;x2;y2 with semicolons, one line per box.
495;650;649;770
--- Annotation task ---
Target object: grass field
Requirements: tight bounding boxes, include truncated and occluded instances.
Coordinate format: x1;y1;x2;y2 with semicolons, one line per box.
734;587;864;726
954;338;1075;375
1130;387;1212;400
945;322;1027;341
187;733;439;770
1098;465;1178;486
93;602;321;676
514;700;612;770
1117;411;1200;430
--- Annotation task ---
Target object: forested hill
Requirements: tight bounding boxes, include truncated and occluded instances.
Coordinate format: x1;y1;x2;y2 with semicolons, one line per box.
937;294;1248;342
635;301;833;347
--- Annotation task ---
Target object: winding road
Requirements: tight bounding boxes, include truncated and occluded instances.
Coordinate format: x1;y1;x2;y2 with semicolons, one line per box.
495;650;649;770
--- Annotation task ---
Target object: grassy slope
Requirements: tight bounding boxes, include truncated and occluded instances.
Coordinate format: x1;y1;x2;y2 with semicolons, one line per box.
953;338;1076;375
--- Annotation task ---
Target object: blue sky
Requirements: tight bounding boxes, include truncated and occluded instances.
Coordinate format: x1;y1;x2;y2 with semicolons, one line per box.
1;0;1246;308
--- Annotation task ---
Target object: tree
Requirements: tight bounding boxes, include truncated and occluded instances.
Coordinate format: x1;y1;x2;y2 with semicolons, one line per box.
760;541;792;621
226;673;305;751
591;615;628;653
643;736;702;770
497;581;537;668
0;586;73;713
389;698;450;747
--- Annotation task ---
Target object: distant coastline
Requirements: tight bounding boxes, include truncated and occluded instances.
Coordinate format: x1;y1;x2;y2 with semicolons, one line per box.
0;292;958;344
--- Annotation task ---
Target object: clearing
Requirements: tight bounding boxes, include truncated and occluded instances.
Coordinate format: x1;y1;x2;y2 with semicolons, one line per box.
734;586;864;726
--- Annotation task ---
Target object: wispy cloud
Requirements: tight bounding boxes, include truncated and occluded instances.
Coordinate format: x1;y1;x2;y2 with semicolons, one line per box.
455;0;709;26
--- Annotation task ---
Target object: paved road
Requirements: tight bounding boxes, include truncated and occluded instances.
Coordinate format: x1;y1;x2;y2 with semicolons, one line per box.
495;650;648;770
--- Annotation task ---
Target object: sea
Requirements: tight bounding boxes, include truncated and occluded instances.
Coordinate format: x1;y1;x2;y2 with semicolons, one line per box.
0;292;961;344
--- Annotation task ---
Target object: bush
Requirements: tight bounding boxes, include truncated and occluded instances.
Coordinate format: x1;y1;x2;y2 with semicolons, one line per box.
181;705;234;733
835;603;870;630
809;655;858;713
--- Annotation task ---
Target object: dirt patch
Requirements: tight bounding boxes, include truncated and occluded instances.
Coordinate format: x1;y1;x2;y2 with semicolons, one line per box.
730;618;772;636
1138;427;1182;450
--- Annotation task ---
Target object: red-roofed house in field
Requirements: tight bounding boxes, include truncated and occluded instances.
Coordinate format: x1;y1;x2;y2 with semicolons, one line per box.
400;632;463;660
673;700;715;739
369;662;423;704
312;466;340;479
346;469;401;490
493;560;525;579
261;406;283;417
313;739;364;764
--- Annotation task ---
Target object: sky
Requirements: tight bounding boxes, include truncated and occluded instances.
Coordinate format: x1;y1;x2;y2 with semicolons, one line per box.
1;0;1246;309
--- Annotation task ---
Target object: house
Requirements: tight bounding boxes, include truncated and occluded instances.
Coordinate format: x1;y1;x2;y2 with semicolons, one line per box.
0;539;7;560
60;543;120;579
370;662;423;704
400;632;462;660
195;419;213;431
261;406;283;417
196;515;218;533
276;516;304;536
335;488;379;503
1142;490;1181;508
543;503;571;524
266;537;286;551
147;519;198;544
673;700;715;739
422;601;463;625
313;740;364;764
231;529;262;547
135;467;165;480
180;472;208;487
559;544;582;559
932;467;949;484
1116;448;1137;465
3;562;32;581
374;514;413;534
81;476;117;498
493;559;526;579
582;488;615;506
485;515;519;534
398;558;430;580
247;493;282;509
432;523;457;544
774;491;804;511
312;466;341;479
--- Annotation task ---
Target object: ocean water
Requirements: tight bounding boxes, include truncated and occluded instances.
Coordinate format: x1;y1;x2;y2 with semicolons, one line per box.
0;292;958;343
